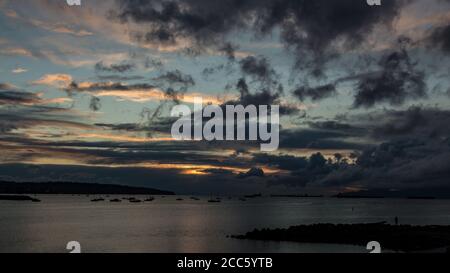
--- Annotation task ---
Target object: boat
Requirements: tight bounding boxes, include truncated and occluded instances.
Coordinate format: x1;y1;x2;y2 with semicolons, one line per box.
145;197;155;202
91;198;105;202
110;199;121;202
208;199;221;203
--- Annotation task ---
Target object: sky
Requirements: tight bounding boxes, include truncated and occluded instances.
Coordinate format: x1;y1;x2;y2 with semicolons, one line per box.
0;0;450;195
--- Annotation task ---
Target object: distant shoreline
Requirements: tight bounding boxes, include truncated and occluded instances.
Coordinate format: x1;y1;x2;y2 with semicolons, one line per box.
0;181;175;195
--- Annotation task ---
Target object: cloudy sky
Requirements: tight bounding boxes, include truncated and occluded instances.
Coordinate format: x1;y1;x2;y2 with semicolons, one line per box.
0;0;449;195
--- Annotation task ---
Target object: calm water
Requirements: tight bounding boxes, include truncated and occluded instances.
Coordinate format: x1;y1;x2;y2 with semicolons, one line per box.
1;195;450;253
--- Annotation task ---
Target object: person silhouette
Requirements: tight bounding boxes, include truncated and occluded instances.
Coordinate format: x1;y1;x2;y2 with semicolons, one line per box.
395;216;399;225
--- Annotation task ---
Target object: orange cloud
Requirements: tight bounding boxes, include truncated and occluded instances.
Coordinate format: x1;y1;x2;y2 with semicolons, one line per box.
32;74;73;88
3;8;93;37
29;19;93;37
0;47;34;57
95;90;230;105
73;81;234;104
4;9;18;18
39;97;73;105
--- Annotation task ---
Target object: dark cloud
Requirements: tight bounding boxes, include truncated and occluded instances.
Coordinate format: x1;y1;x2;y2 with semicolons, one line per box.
0;84;90;134
371;106;450;140
0;83;41;105
152;69;195;93
307;121;356;132
65;81;156;93
279;128;366;150
128;52;165;70
235;78;275;104
237;167;265;179
142;70;197;120
96;75;145;81
239;56;278;86
224;78;298;115
201;168;235;175
299;106;450;147
96;117;176;135
114;0;404;74
353;49;427;108
0;108;92;135
95;61;136;73
115;0;248;46
89;96;102;112
328;139;450;189
221;56;300;115
427;23;450;53
220;42;238;62
144;57;164;70
0;90;41;105
0;83;85;134
95;123;150;132
277;0;404;74
267;152;334;187
292;84;337;102
291;40;428;107
253;154;308;171
267;137;450;190
269;107;450;191
201;64;225;80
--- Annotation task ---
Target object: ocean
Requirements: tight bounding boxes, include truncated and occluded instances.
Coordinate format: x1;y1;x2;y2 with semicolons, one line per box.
1;195;450;253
